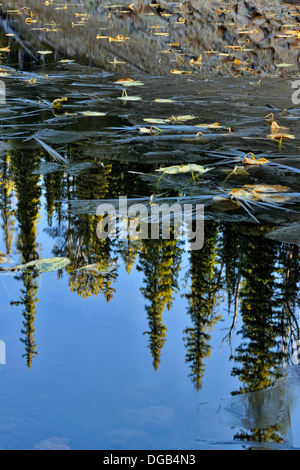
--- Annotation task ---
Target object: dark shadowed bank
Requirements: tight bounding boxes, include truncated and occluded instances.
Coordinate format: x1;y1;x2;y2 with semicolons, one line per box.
2;0;300;77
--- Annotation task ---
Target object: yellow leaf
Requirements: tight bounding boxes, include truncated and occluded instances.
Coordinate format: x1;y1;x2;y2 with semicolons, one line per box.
52;97;68;111
195;122;223;129
212;196;241;211
118;89;142;101
230;185;291;204
267;133;295;140
37;50;53;55
243;155;269;165
59;59;76;63
229;188;255;200
166;115;197;123
190;55;202;68
276;63;294;68
156;164;211;174
170;69;192;75
115;78;144;86
244;184;290;193
258;194;290;203
138;127;162;135
222;166;250;177
81;111;107;117
143;118;167;124
154;99;174;103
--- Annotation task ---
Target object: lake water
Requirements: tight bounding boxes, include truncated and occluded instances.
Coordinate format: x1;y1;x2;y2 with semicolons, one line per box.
1;0;300;451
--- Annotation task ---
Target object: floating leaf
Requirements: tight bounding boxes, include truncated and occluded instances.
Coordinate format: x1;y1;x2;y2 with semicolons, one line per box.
75;261;119;275
244;184;290;193
0;258;71;275
195;122;231;131
166;115;197;123
115;78;144;86
53;97;68;111
59;59;76;64
270;121;288;134
229;186;290;204
276;63;294;68
138;127;162;135
229;188;255;201
81;111;107;117
117;89;142;101
267;133;295;141
212;196;241;211
243;155;269;165
190;55;202;68
170;70;192;75
23;257;71;273
37;50;53;55
156;164;211;175
143;118;167;124
195;122;221;129
154;99;174;103
257;193;291;203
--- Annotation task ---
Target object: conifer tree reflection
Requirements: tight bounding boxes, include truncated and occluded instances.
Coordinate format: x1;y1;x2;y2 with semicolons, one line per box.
10;149;41;369
42;139;150;300
183;221;222;390
221;222;240;315
138;236;182;371
46;145;119;301
279;243;300;354
231;232;287;394
0;154;15;255
229;228;298;445
43;168;63;227
117;238;142;275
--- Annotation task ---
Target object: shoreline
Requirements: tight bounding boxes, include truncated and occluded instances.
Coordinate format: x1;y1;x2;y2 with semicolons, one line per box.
1;0;300;77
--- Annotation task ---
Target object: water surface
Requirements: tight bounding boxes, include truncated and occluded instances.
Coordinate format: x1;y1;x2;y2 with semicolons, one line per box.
0;0;300;451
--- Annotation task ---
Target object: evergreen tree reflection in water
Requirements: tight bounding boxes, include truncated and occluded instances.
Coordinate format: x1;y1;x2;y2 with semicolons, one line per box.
1;144;300;447
138;236;183;371
227;226;300;445
9;149;42;369
183;221;222;391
